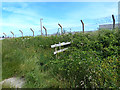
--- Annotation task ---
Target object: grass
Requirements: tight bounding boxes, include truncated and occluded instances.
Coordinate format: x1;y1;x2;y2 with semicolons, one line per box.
2;36;70;88
2;29;120;88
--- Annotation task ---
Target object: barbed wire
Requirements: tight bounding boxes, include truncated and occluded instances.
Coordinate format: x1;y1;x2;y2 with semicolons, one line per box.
1;15;118;37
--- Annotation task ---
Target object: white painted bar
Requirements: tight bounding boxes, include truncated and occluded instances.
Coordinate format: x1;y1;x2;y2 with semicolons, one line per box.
51;42;71;48
54;48;68;54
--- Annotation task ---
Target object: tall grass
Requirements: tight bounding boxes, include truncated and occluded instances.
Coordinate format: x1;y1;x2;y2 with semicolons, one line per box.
2;29;120;88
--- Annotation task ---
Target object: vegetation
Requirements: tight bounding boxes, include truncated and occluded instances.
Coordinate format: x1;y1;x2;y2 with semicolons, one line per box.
2;29;120;88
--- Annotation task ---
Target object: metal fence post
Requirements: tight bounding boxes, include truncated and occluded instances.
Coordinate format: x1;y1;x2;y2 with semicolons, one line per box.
19;30;23;39
58;23;63;35
43;26;47;36
80;20;84;33
3;33;7;38
10;31;14;38
30;28;34;37
112;14;115;29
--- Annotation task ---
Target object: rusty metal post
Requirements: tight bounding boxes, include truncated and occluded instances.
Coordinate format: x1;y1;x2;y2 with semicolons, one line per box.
58;23;63;35
80;20;84;33
10;31;14;38
3;33;7;38
40;18;43;36
19;30;23;39
112;15;115;29
43;26;47;36
30;28;34;37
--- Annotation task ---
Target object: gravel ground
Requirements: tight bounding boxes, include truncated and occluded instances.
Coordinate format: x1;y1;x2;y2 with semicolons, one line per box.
0;77;25;88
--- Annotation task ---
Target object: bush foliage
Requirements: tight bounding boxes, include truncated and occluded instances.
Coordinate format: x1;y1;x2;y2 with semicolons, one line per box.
2;29;119;88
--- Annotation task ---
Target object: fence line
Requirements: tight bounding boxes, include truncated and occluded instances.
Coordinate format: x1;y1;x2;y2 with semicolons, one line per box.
1;14;116;39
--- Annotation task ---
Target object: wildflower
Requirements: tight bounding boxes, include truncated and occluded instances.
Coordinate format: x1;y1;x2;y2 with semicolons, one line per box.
79;62;81;64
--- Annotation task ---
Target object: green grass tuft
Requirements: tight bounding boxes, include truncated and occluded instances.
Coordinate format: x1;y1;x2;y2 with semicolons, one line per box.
2;29;120;88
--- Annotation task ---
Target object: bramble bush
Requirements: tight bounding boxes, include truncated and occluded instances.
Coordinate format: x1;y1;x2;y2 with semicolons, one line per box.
49;29;119;88
2;29;119;88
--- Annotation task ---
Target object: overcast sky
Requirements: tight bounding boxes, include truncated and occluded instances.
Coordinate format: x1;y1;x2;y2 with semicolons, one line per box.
1;2;118;37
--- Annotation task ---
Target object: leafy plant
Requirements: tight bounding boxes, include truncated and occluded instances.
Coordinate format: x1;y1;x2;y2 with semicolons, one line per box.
2;28;119;88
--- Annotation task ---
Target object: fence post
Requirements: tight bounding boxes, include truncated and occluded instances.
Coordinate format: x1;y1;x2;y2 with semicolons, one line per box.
55;47;57;58
30;28;34;37
58;23;63;35
112;14;115;29
19;30;23;39
40;18;43;36
3;33;7;38
43;26;47;36
80;20;84;33
10;31;14;38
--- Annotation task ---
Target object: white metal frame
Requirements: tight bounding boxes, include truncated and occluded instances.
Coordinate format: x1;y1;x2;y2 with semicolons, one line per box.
51;42;71;55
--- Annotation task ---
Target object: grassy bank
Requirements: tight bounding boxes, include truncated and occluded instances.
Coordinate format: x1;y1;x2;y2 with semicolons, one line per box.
2;29;120;88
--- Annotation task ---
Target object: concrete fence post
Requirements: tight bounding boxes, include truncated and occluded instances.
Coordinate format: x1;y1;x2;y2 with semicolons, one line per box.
40;18;43;36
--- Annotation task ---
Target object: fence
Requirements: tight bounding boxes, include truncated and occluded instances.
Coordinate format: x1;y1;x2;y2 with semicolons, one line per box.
51;42;71;57
1;14;116;39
